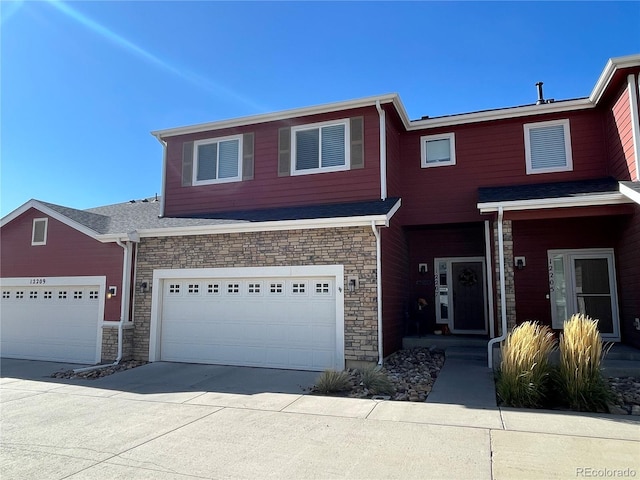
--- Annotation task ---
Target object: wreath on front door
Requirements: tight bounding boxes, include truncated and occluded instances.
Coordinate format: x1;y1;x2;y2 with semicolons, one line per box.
458;268;478;287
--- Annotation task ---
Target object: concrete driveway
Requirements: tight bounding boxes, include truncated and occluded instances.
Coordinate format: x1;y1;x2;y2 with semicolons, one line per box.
1;359;639;480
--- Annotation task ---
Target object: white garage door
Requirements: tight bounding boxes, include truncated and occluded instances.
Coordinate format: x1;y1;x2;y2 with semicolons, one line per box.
0;278;103;364
160;275;337;371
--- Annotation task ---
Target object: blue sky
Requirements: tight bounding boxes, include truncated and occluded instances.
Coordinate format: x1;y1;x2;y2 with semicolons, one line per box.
1;1;639;216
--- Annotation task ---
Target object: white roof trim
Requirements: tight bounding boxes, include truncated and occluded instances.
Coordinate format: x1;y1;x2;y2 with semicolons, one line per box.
590;54;640;105
0;199;106;241
620;182;640;205
99;199;402;241
152;94;400;139
477;193;632;214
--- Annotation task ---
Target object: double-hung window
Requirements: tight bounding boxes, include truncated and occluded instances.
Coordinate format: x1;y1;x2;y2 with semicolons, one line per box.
193;135;243;185
291;119;350;175
524;119;573;174
421;133;456;168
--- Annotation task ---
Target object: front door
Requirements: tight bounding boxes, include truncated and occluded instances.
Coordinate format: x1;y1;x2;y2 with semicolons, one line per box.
435;257;488;334
548;249;620;340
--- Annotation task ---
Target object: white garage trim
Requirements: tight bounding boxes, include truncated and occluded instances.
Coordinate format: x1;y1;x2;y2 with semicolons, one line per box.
149;266;345;370
0;276;105;364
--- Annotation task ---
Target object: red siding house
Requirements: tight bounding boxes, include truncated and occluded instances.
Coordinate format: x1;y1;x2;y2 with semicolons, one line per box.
2;54;639;369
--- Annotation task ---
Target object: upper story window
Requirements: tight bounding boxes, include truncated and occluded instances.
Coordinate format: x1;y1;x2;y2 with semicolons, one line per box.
31;218;48;246
193;135;243;186
524;119;573;174
421;133;456;168
291;119;350;175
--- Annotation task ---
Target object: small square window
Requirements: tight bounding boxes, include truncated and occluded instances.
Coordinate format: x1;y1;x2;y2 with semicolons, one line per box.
2;291;10;299
227;283;240;294
58;291;67;299
270;283;283;294
315;282;330;294
187;284;200;294
89;291;98;299
169;284;181;294
16;291;24;299
292;283;306;294
73;291;83;299
421;133;456;168
248;283;261;294
44;291;53;299
31;218;48;246
207;284;220;294
524;119;573;174
29;291;38;299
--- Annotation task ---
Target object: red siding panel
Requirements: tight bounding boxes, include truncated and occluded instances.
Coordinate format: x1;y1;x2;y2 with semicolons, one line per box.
605;82;637;181
0;208;124;321
163;107;382;217
398;110;608;226
616;208;640;348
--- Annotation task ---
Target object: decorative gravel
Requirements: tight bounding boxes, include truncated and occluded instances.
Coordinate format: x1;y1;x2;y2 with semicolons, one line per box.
607;377;640;415
50;360;148;380
322;347;445;402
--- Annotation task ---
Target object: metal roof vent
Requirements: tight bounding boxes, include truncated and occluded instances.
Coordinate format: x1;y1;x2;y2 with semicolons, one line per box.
535;82;555;105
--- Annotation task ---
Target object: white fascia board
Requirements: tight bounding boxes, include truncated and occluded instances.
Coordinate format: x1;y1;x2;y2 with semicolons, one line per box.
408;99;593;130
589;54;640;105
620;183;640;205
151;94;400;139
0;199;102;240
477;193;632;214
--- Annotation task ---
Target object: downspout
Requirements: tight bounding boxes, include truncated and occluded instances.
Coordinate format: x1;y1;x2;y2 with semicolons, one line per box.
74;239;131;373
156;136;168;217
628;74;640;181
371;221;383;366
487;207;507;368
375;100;387;201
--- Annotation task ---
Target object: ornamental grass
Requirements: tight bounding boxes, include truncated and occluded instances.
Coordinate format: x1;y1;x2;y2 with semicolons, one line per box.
360;365;395;396
557;314;612;412
496;321;557;408
314;369;352;394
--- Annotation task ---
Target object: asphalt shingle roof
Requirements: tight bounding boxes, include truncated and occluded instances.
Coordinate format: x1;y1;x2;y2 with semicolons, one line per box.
477;177;620;204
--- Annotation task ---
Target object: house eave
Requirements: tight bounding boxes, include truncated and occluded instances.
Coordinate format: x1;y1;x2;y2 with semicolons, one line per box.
477;193;632;214
619;182;640;205
98;200;402;241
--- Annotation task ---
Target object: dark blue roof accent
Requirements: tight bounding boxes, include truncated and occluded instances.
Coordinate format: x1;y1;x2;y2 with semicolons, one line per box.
181;198;401;222
477;177;620;203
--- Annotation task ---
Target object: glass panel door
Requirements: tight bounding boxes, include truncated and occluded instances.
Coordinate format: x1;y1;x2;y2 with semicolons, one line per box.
573;257;615;335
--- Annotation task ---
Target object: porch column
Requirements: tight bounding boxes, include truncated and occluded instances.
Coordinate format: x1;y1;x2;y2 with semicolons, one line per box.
493;219;516;334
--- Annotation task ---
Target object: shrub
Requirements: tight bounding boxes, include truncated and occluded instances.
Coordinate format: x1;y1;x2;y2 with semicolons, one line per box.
496;321;557;408
360;366;395;395
557;314;612;412
315;369;352;394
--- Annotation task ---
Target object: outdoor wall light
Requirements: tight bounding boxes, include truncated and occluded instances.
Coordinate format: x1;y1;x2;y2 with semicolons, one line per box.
515;257;526;270
140;281;149;293
418;263;428;274
107;286;117;299
347;276;359;293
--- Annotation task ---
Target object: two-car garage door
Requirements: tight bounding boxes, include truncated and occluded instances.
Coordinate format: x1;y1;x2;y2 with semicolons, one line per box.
0;277;103;364
154;268;342;371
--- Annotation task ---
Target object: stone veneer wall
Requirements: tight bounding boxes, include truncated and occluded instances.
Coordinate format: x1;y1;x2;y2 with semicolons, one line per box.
493;219;516;334
101;325;134;362
132;227;378;365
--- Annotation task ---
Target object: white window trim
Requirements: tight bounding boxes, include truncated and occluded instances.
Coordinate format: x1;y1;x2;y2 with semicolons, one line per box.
31;217;48;246
291;118;351;176
524;119;573;175
192;134;243;186
420;132;456;168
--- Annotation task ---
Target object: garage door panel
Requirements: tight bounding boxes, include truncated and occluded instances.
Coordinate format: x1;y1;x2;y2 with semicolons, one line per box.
160;276;337;370
0;284;101;364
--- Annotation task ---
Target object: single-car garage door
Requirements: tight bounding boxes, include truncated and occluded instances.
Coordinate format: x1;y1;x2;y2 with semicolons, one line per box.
158;273;339;371
0;277;104;364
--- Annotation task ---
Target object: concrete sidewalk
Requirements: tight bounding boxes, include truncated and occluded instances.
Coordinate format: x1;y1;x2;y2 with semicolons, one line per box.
1;359;639;480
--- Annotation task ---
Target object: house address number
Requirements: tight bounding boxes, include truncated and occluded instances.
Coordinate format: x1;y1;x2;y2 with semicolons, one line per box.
29;278;46;285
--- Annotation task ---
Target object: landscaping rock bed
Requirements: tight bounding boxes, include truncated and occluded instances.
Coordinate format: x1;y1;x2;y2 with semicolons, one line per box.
315;347;445;402
50;360;148;380
607;377;640;415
